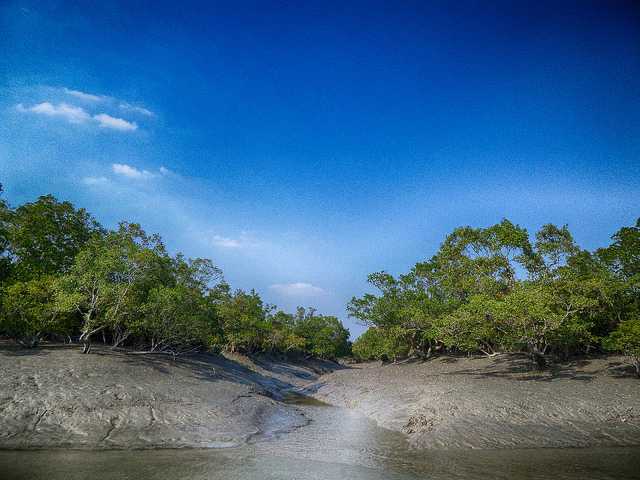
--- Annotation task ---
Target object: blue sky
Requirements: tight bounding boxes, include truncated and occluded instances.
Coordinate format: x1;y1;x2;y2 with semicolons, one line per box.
1;1;639;336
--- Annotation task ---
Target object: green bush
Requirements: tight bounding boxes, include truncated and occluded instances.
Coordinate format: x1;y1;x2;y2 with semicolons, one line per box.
0;190;352;359
352;326;409;362
604;318;640;377
351;218;640;366
0;275;71;347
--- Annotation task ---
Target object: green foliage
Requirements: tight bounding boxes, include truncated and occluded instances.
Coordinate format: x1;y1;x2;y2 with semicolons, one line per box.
597;219;640;322
4;188;636;367
262;312;307;354
598;219;640;281
6;195;102;280
0;190;350;358
214;301;351;359
351;218;640;367
138;284;213;354
0;276;69;347
352;326;409;361
216;288;269;353
435;295;501;354
424;219;534;302
530;224;579;278
604;318;640;376
492;283;564;360
348;273;402;329
56;222;171;346
292;308;351;359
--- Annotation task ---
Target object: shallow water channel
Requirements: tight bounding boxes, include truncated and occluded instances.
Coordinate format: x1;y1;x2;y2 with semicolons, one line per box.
1;394;639;480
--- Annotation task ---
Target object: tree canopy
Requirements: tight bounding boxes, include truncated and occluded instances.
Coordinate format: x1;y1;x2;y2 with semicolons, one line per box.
350;218;640;374
0;192;350;360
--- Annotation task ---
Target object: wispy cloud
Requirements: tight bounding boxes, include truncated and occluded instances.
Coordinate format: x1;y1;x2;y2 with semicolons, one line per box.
81;176;109;185
17;100;138;133
63;88;106;103
62;88;154;116
119;102;154;117
17;102;90;124
211;235;242;248
110;163;169;180
269;282;326;297
16;86;152;132
206;231;260;249
112;163;154;179
94;113;137;131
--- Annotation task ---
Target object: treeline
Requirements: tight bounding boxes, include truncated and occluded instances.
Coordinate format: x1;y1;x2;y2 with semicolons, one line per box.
350;219;640;374
0;188;350;359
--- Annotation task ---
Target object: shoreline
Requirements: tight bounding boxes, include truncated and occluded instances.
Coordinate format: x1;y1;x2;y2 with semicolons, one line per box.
0;345;326;450
308;354;640;449
1;345;639;451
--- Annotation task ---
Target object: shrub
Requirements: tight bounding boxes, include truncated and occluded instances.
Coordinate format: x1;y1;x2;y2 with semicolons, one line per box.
604;318;640;377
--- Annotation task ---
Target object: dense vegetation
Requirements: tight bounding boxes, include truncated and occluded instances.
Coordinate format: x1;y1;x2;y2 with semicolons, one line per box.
1;185;638;373
0;187;350;359
350;219;640;374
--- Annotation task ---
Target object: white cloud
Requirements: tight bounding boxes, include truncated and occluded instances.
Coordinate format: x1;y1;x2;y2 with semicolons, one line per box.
207;231;261;250
61;88;153;117
17;101;138;133
110;164;171;180
93;113;137;131
82;176;109;185
211;235;242;248
63;88;106;102
269;282;326;297
119;102;154;117
17;102;91;124
112;163;155;179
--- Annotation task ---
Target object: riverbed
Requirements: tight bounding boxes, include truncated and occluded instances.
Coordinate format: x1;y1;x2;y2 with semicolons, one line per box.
2;397;639;480
2;348;639;478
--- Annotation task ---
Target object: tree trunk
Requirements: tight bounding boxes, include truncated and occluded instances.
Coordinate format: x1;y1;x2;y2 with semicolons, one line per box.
111;328;131;350
425;344;433;359
530;347;547;370
79;324;104;354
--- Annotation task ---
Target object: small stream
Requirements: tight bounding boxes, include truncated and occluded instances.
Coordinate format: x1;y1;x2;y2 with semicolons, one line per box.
1;395;639;480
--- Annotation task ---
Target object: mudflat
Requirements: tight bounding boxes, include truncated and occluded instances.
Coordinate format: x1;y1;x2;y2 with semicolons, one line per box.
2;346;639;451
308;354;640;449
0;345;332;449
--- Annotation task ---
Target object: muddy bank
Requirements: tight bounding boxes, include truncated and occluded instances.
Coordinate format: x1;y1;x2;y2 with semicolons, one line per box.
0;344;334;449
308;354;640;449
3;346;639;452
